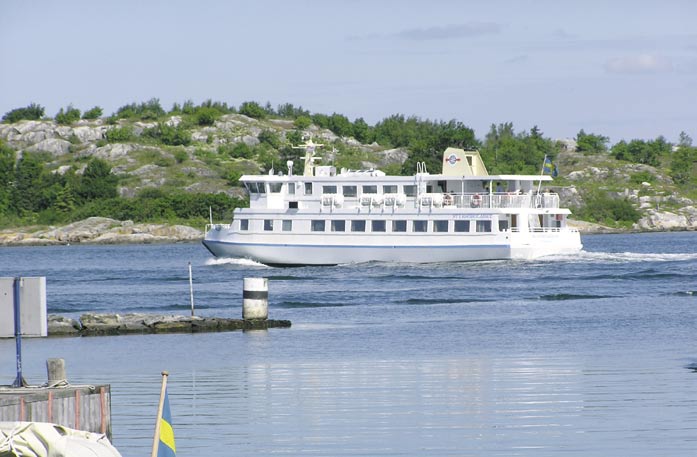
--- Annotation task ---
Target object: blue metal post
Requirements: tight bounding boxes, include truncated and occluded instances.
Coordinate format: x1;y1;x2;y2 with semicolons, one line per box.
12;277;26;388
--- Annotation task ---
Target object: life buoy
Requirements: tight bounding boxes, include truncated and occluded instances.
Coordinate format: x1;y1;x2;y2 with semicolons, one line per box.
471;193;481;208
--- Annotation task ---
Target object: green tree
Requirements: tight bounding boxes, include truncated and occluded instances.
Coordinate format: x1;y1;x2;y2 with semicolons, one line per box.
82;106;103;120
12;153;46;214
77;158;118;202
258;130;282;149
670;131;694;185
576;129;609;154
194;107;220;126
0;141;16;216
55;104;81;124
352;117;372;143
3;103;45;123
328;113;352;137
293;116;312;130
239;101;267;119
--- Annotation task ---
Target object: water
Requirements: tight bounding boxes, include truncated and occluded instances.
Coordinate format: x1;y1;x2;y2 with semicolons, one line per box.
1;232;696;456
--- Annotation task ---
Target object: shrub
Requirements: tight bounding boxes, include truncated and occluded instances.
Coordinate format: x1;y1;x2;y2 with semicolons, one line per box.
144;123;191;146
172;148;188;163
293;116;312;130
239;101;266;119
82;106;103;120
258;130;282;149
55;105;81;124
629;171;655;185
106;126;134;143
3;103;45;123
194;107;220;126
574;190;641;225
114;98;165;120
220;142;253;159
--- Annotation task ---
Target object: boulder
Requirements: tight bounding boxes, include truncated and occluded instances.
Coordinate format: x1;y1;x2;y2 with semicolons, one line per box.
47;315;82;336
27;138;71;156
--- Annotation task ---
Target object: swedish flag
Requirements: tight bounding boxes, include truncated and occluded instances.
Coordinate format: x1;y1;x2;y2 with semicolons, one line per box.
158;388;176;457
543;156;558;177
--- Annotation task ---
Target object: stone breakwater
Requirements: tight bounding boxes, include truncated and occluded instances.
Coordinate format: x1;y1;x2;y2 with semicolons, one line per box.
48;313;291;337
0;217;203;246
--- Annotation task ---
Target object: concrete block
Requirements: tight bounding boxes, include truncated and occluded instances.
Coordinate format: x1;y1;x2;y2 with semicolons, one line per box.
0;277;47;338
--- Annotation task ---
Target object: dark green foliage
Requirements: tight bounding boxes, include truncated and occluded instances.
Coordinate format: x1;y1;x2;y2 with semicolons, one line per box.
371;115;477;174
575;129;609;154
670;134;694;185
328;113;352;137
352;117;372;143
106;126;135;143
3;103;45;123
143;123;192;146
480;123;555;174
276;103;310;119
573;190;641;225
172;148;188;164
258;130;282;149
612;137;669;166
293;116;312;130
12;153;46;214
311;113;330;129
0;141;15;215
226;169;243;186
285;130;303;146
55;105;81;125
225;142;253;159
629;171;656;185
239;101;267;119
77;158;118;202
194;107;220;126
82;106;103;120
72;191;243;223
114;98;165;120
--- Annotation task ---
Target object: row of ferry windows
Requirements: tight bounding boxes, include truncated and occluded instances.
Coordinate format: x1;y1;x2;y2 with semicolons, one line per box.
246;182;417;197
240;219;493;233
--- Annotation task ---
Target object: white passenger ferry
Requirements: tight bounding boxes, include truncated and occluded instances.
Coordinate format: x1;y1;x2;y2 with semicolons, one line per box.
203;140;582;265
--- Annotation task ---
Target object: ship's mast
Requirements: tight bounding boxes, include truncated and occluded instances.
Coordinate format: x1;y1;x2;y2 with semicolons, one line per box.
292;135;324;176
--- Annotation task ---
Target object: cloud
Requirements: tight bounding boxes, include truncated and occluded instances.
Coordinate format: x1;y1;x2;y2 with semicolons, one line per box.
604;54;674;74
395;22;501;41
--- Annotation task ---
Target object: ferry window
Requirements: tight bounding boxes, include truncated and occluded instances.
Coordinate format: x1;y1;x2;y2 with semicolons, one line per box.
282;220;292;231
331;220;345;232
264;220;274;231
305;182;313;195
287;183;295;195
323;185;337;194
476;220;492;232
269;183;282;193
240;219;249;231
258;183;266;194
383;185;397;193
362;185;377;194
342;185;357;197
454;220;470;232
351;220;366;232
498;220;509;231
289;201;298;209
372;220;386;232
413;220;427;232
311;220;325;232
392;220;407;232
403;185;416;197
434;220;448;232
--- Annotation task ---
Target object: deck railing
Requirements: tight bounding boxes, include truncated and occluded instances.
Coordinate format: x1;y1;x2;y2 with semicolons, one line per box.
418;193;559;209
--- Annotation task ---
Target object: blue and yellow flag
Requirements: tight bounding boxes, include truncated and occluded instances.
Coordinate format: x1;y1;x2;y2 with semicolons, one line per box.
542;156;558;177
158;389;176;457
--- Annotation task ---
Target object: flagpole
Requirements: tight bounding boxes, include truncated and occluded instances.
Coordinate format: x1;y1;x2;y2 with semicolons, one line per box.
151;371;169;457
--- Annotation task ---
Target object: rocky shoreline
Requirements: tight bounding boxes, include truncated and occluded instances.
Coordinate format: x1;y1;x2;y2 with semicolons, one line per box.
48;313;291;337
0;217;203;246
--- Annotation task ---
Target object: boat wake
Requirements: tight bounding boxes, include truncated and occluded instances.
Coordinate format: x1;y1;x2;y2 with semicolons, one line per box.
542;250;697;263
205;257;269;268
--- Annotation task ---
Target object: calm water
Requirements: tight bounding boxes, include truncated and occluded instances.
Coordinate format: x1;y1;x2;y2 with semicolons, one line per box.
1;232;696;456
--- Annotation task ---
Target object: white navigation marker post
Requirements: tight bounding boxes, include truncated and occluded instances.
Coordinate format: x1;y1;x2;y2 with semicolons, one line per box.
242;277;268;320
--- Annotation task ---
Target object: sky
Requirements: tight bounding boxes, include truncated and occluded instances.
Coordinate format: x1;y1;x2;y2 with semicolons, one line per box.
1;0;696;143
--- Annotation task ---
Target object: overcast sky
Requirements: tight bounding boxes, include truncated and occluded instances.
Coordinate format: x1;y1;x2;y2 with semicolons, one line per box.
2;0;695;143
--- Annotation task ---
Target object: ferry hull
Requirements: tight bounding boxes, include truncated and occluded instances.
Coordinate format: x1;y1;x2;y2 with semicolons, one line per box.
202;231;582;266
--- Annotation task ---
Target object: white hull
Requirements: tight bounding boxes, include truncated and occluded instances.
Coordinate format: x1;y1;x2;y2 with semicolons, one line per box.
203;230;582;265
